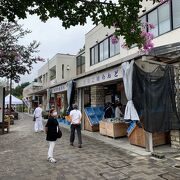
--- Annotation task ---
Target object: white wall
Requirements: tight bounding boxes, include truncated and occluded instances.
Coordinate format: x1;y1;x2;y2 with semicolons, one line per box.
37;53;76;88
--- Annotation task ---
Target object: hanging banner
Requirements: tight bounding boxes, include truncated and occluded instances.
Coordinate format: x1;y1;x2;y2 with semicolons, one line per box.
22;97;30;107
66;80;75;113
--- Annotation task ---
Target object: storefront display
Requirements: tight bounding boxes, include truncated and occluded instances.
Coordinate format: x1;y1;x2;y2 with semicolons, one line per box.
84;106;104;132
128;123;170;148
100;118;128;138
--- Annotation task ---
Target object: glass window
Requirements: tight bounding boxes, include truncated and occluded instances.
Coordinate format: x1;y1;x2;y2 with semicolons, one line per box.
110;37;120;57
148;9;158;37
94;45;99;64
158;2;170;35
90;48;95;65
99;39;109;61
140;16;147;31
76;53;85;75
172;0;180;28
77;66;81;75
110;40;115;57
62;64;64;79
99;42;104;61
104;39;109;59
82;64;85;73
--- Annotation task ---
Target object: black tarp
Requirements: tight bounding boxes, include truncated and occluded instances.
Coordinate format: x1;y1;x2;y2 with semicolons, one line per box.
66;80;75;114
132;63;180;133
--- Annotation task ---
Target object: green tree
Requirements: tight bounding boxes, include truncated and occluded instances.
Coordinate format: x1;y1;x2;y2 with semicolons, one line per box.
0;21;44;109
0;21;43;82
11;82;30;98
0;0;166;49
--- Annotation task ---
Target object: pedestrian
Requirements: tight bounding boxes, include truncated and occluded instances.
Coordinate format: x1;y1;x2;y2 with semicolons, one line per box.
115;103;123;118
33;104;44;132
45;109;59;163
69;104;82;148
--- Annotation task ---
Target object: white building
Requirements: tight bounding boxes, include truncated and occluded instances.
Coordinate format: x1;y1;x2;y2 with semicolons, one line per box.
24;0;180;149
23;53;76;112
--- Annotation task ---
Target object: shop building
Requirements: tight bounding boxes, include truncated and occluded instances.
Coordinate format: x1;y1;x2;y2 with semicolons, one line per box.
24;0;180;149
23;53;76;113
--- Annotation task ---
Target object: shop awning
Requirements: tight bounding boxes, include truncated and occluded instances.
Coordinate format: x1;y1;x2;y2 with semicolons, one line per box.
149;42;180;64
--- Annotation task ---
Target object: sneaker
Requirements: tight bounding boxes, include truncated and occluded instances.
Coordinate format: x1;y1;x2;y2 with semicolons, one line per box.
49;157;57;163
70;143;74;146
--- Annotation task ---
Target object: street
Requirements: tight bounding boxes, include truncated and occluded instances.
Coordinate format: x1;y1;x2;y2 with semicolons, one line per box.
0;113;180;180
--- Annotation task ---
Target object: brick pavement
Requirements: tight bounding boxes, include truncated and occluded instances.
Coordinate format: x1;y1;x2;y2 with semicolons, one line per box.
0;113;180;180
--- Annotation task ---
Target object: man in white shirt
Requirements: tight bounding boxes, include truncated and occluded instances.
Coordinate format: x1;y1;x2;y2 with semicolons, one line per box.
69;104;82;148
33;104;44;132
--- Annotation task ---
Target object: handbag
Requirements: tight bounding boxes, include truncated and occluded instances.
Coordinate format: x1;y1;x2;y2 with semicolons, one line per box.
33;116;36;121
57;127;62;138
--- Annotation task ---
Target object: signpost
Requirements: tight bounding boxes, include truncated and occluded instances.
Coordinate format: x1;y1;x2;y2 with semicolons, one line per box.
0;86;5;133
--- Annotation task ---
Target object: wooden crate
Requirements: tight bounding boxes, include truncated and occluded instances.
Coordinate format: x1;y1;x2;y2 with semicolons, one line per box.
128;125;170;148
99;121;107;135
106;122;128;138
84;113;99;132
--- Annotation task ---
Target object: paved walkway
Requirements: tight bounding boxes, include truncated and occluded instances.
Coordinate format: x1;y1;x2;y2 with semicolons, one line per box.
0;113;180;180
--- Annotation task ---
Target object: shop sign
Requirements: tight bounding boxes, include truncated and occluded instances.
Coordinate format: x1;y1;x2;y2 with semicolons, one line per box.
76;66;122;88
51;83;67;93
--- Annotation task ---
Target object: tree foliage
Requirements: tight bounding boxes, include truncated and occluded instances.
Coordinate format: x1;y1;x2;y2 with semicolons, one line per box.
0;0;164;48
0;21;43;82
11;82;30;98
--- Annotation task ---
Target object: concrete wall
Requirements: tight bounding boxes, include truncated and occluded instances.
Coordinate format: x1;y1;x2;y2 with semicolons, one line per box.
90;85;104;107
171;130;180;149
37;53;76;88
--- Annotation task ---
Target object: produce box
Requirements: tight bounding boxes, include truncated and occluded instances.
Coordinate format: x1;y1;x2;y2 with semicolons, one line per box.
106;122;127;138
99;121;107;135
128;124;170;147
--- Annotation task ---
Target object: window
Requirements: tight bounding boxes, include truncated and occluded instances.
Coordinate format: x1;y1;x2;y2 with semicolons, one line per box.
90;35;120;66
76;53;85;75
99;38;109;61
158;2;170;35
148;9;158;37
62;64;64;79
90;48;95;65
110;36;120;57
94;45;99;64
172;0;180;28
90;45;98;65
140;16;147;31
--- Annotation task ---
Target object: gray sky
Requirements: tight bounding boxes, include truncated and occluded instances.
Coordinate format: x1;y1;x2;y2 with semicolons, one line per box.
18;15;94;84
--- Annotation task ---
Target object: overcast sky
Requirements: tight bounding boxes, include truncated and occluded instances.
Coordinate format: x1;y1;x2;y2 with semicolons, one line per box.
18;15;94;84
